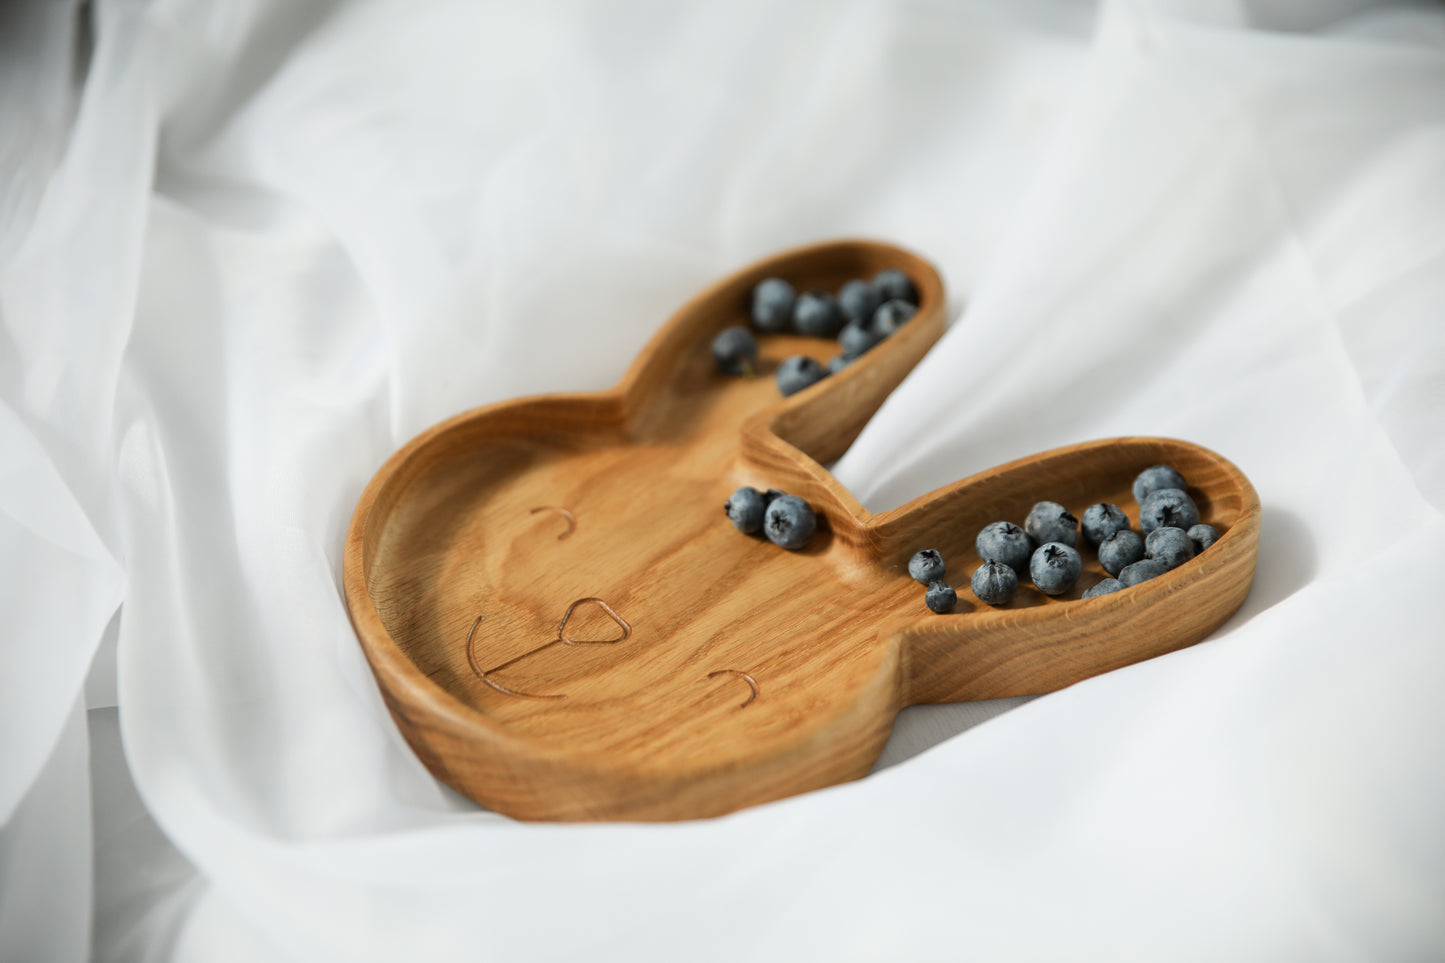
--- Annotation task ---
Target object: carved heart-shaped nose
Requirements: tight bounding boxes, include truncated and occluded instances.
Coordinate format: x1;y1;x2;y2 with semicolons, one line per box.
557;597;631;645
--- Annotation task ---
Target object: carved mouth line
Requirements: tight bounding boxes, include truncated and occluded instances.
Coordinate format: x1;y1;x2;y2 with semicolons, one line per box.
463;598;634;701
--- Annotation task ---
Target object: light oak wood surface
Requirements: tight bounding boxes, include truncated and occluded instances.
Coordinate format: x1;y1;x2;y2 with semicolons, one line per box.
343;239;1260;822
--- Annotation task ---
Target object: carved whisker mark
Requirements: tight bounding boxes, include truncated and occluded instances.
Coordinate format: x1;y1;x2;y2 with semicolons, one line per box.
708;669;759;709
530;506;576;540
557;597;631;646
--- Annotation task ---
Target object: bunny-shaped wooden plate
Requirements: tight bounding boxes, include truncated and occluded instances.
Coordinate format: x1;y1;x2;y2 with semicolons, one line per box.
344;239;1260;822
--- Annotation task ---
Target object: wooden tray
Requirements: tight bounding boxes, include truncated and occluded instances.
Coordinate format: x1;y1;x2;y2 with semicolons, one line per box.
343;239;1260;822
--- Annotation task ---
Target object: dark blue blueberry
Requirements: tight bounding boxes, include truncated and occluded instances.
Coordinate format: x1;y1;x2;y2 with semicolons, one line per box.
724;486;767;534
1030;542;1082;596
908;549;946;584
751;277;795;333
873;268;918;305
775;355;826;396
976;521;1033;574
1080;503;1129;548
1082;578;1124;599
1188;524;1219;553
925;580;957;614
826;354;852;375
1025;501;1078;548
971;560;1018;606
1139;488;1200;534
1098;529;1145;576
837;279;882;324
837;322;882;359
1132;464;1187;505
763;494;816;550
870;299;916;339
792;291;844;338
710;325;758;376
1145;526;1194;570
1118;558;1169;586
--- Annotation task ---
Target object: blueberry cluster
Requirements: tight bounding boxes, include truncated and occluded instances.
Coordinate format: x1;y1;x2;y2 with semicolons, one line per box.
709;268;921;395
725;485;817;551
909;464;1222;612
907;549;957;613
971;515;1084;601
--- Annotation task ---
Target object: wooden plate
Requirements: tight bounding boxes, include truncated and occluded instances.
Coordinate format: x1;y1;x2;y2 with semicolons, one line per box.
343;239;1260;822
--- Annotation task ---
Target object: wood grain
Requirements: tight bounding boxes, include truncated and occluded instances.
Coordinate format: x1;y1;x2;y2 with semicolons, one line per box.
343;239;1261;822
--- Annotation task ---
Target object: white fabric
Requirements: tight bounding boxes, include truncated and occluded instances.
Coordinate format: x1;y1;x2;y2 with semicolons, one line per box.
3;0;1444;959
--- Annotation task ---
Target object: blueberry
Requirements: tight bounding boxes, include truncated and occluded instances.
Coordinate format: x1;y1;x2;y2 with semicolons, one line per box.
1188;524;1219;553
1030;542;1082;596
873;268;918;305
751;277;795;333
1025;501;1078;548
1080;503;1129;548
1145;526;1194;570
1118;558;1169;586
1132;464;1187;505
925;580;957;614
908;549;946;584
793;291;845;338
1082;578;1124;599
761;488;785;506
763;495;816;550
971;560;1018;606
976;521;1033;574
775;355;826;396
837;322;882;359
837;279;882;324
710;325;758;376
1139;488;1200;534
724;486;767;534
1098;529;1145;576
870;299;916;338
826;354;852;375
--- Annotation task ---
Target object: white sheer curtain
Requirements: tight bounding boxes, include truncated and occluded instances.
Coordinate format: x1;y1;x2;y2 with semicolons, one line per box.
2;1;1443;959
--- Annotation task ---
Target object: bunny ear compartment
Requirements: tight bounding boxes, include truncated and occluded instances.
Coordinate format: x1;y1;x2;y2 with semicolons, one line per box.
617;239;945;454
876;437;1260;706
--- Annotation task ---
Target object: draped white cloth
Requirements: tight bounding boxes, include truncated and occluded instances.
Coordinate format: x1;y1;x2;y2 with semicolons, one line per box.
3;0;1444;959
